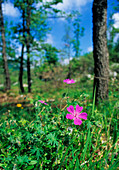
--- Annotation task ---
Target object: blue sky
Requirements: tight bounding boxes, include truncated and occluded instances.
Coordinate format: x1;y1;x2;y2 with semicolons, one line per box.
46;0;119;55
2;0;119;59
48;0;93;54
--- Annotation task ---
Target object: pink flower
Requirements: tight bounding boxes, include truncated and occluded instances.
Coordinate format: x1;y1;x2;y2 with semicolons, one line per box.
38;100;47;105
63;79;75;84
66;105;87;125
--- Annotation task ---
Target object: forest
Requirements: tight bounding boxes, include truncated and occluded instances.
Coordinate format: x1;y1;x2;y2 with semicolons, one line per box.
0;0;119;169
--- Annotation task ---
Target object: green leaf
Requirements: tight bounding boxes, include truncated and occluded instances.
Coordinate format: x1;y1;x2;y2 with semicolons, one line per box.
26;165;34;170
29;160;37;165
0;163;4;166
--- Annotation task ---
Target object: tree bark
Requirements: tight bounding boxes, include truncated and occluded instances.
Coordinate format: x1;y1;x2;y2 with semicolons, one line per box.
19;43;25;93
0;0;11;90
26;0;31;93
19;8;25;93
93;0;109;104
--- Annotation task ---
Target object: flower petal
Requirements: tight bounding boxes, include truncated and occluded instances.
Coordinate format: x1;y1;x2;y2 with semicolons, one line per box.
64;79;75;84
67;105;74;114
66;114;74;119
78;112;88;120
71;79;75;83
63;79;69;83
63;79;67;82
38;100;44;103
76;105;83;113
38;100;47;105
67;81;71;84
74;118;82;125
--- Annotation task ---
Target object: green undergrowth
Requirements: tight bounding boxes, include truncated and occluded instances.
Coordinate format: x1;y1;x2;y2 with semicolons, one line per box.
0;82;119;169
0;64;119;169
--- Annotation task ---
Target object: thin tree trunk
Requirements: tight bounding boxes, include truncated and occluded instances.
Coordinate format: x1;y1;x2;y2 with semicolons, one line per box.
93;0;109;104
0;0;11;90
26;0;31;93
19;8;25;93
19;43;24;93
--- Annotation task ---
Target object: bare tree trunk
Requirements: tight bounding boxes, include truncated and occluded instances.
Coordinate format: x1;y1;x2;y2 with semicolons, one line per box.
26;0;31;93
19;8;25;93
19;43;25;93
0;0;11;90
93;0;109;104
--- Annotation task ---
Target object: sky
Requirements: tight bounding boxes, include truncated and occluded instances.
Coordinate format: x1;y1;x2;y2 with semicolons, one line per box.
2;0;119;60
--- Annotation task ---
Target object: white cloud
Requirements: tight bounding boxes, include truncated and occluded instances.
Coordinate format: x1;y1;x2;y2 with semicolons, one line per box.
45;34;54;44
114;34;119;42
2;2;20;17
87;46;93;52
112;13;119;28
37;0;93;12
43;0;53;2
52;0;93;11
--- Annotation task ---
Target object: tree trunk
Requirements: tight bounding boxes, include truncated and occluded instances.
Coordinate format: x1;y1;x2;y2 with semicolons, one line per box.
0;0;11;90
19;8;25;93
19;43;25;93
26;0;31;93
93;0;109;104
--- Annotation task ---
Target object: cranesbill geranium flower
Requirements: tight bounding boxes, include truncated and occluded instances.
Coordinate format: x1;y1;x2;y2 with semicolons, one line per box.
66;105;87;125
63;79;75;84
38;100;47;105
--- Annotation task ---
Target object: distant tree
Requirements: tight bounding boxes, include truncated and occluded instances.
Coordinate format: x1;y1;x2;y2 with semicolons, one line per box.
14;0;63;93
41;43;59;65
72;11;84;58
63;19;72;79
19;2;25;93
0;0;11;90
14;0;49;93
62;12;84;78
108;0;119;63
26;0;32;93
14;0;26;93
93;0;109;104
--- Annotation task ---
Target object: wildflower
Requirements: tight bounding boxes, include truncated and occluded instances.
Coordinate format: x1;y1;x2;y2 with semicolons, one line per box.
66;105;87;125
17;104;22;107
67;127;73;134
38;100;47;105
63;79;75;84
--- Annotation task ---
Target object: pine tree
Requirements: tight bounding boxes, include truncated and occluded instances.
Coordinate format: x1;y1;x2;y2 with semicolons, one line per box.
0;0;11;90
14;0;63;93
72;11;84;58
93;0;109;104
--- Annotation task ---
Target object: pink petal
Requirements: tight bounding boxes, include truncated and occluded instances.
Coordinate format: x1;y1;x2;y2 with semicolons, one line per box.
64;79;75;84
74;118;82;125
39;100;44;103
63;79;69;83
76;105;83;113
63;80;67;82
67;105;74;114
66;114;74;119
38;100;47;105
71;79;75;83
78;112;87;120
66;80;71;84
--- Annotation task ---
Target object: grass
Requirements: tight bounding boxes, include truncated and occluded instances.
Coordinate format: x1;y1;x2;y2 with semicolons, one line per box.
0;68;119;169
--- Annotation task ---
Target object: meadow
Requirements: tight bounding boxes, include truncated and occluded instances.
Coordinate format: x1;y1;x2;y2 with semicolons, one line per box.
0;63;119;169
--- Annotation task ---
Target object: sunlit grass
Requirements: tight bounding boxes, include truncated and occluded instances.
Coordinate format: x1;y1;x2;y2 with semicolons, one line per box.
0;78;118;169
